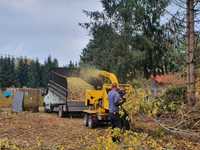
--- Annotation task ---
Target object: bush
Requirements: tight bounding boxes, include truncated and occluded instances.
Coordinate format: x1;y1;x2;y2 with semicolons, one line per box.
137;86;187;117
163;86;186;103
88;129;167;150
130;79;151;89
159;86;186;112
130;79;142;88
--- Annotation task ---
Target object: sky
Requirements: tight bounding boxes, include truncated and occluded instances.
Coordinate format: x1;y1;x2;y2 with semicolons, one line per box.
0;0;181;66
0;0;102;66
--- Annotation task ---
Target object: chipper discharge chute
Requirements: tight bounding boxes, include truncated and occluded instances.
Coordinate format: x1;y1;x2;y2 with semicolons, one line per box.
44;68;94;117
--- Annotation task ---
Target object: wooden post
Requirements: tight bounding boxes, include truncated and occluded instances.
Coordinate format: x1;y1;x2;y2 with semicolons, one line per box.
186;0;196;106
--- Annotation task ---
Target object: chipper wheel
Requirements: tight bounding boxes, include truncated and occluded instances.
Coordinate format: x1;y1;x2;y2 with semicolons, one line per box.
88;115;96;128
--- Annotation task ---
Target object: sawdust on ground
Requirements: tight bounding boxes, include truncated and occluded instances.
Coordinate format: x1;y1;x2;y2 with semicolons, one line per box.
0;109;106;150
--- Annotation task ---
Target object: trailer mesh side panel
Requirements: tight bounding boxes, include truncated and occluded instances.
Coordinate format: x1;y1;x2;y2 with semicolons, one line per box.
49;71;67;90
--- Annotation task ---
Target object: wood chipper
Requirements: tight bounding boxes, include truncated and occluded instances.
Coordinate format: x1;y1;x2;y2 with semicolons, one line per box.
83;70;133;128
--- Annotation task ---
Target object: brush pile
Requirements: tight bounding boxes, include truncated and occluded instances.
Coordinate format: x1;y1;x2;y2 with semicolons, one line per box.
67;77;94;101
123;84;200;140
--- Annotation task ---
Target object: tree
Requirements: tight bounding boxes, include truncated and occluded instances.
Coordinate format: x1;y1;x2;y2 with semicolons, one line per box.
186;0;195;105
16;58;29;87
0;55;60;89
27;59;41;88
40;56;59;87
0;56;16;88
80;0;177;81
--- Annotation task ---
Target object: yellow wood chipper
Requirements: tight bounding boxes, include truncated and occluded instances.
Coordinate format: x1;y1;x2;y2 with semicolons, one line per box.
83;70;133;128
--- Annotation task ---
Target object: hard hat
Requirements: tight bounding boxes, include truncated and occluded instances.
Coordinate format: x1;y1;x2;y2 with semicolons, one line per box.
112;82;118;88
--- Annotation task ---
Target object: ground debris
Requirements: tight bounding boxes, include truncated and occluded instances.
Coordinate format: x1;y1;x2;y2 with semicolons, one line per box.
0;109;105;150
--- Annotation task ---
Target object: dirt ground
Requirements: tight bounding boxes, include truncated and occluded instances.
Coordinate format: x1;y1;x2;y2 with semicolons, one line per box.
0;108;106;150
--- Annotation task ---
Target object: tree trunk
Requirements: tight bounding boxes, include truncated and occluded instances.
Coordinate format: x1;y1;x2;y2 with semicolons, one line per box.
186;0;196;106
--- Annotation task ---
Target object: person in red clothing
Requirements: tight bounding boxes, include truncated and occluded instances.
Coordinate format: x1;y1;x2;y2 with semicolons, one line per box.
151;73;158;97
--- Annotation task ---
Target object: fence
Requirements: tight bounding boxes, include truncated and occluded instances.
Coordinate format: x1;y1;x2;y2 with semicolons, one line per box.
3;88;41;112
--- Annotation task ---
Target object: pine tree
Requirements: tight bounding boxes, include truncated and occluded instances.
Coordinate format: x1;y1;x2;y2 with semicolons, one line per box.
27;59;41;88
41;56;59;87
16;58;29;87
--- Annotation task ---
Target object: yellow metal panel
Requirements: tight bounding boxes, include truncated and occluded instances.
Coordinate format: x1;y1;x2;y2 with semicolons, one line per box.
85;89;103;105
102;89;109;110
98;71;119;85
83;110;98;114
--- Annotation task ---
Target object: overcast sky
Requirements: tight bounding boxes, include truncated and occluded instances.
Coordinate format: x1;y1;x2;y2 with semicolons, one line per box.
0;0;102;66
0;0;180;66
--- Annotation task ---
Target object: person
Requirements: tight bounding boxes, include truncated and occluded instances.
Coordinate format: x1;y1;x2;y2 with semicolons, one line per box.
108;82;122;129
151;73;158;97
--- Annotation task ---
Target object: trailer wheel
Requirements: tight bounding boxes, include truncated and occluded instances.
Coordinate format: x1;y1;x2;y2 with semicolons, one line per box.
44;104;49;113
44;103;50;113
50;104;54;113
83;114;88;126
88;115;95;128
58;106;64;118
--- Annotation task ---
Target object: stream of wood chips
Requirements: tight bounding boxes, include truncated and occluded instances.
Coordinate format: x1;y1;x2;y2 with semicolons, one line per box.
67;77;94;101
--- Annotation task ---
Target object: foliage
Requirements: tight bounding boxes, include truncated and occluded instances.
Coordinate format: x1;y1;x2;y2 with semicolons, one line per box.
130;79;143;89
88;128;168;150
163;86;186;102
139;97;161;117
88;84;198;150
27;59;41;88
39;56;59;88
0;139;20;150
80;0;185;80
138;85;186;116
123;85;186;121
0;55;59;88
0;138;65;150
16;58;29;87
160;86;186;112
0;56;16;88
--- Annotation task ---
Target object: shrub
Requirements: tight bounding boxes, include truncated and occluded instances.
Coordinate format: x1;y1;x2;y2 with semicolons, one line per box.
163;86;186;103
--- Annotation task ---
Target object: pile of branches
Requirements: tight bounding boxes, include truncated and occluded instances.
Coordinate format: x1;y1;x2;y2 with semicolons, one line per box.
124;85;200;141
155;104;200;141
154;85;200;140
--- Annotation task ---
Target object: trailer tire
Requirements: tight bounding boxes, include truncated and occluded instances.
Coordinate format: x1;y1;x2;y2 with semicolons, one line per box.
50;105;54;113
88;115;95;128
83;114;88;126
58;106;64;118
44;104;48;112
44;107;49;113
44;103;50;113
